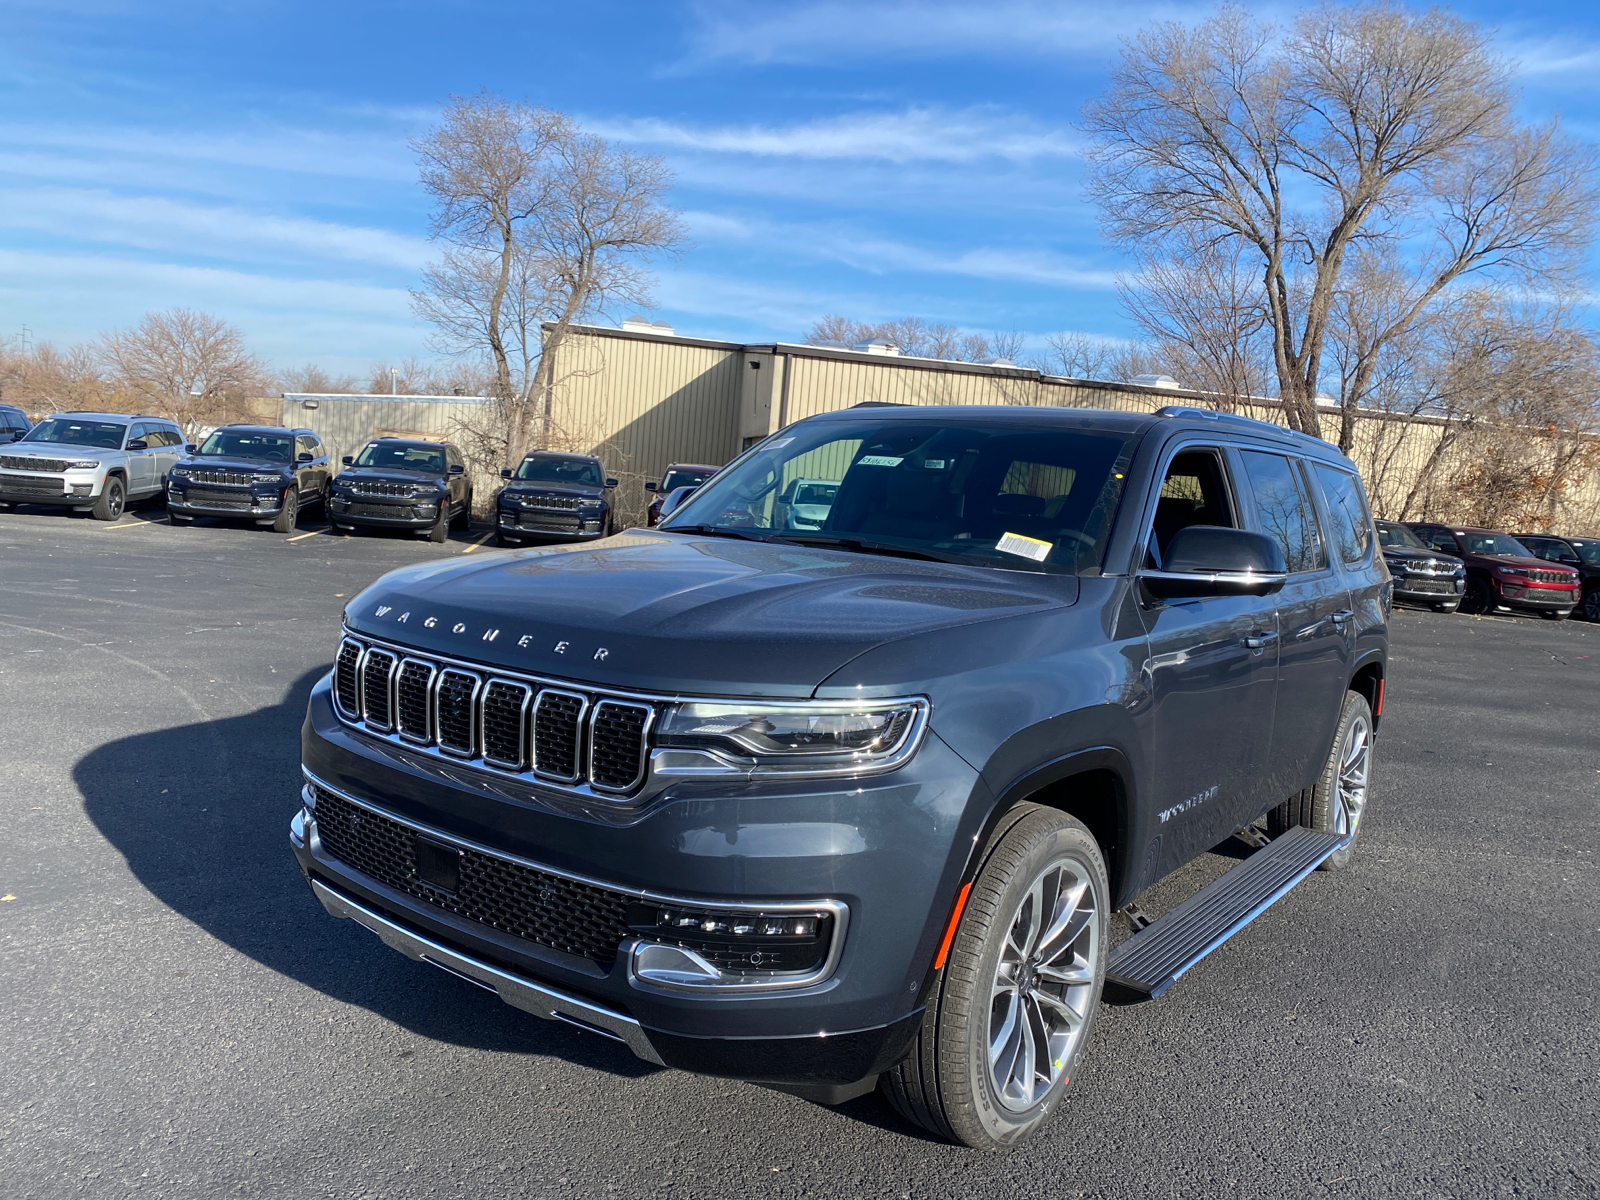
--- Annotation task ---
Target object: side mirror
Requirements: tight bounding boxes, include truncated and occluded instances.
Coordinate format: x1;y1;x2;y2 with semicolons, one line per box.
605;477;618;489
1140;527;1287;600
500;467;512;479
658;484;698;522
126;438;148;451
644;481;658;493
186;443;198;453
449;463;464;475
297;451;314;463
342;455;354;466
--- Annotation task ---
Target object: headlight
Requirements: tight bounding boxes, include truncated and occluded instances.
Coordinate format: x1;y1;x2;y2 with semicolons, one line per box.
170;466;190;477
66;459;100;470
654;698;928;778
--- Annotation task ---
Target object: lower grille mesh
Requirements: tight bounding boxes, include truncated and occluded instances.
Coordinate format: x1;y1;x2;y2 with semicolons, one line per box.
312;787;634;963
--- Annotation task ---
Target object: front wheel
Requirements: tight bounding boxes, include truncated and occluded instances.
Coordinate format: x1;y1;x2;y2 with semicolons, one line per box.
1461;578;1493;615
91;477;125;521
881;806;1107;1150
273;488;299;534
1269;691;1373;870
1584;589;1600;623
427;507;449;543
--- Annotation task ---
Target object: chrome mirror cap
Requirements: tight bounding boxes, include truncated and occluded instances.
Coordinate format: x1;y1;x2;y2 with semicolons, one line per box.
1140;568;1288;599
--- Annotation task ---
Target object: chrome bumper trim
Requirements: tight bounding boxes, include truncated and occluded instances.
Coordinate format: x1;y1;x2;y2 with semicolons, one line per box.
308;877;666;1065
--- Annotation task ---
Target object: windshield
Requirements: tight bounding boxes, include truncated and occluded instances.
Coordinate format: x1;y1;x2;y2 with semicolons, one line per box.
662;418;1139;574
198;431;292;461
1463;532;1531;557
1573;541;1600;566
355;443;445;473
1377;522;1426;549
662;468;715;492
515;456;602;486
22;418;127;449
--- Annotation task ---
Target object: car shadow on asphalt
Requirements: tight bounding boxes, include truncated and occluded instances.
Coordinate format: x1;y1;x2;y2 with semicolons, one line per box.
75;665;658;1080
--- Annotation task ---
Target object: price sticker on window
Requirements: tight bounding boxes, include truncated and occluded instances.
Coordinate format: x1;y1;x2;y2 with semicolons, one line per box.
858;455;904;467
996;532;1052;562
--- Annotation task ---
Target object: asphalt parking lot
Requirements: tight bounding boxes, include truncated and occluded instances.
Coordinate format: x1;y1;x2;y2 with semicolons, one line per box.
2;503;1596;1199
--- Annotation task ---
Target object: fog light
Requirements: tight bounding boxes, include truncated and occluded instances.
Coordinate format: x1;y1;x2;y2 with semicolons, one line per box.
628;902;835;976
1501;584;1526;598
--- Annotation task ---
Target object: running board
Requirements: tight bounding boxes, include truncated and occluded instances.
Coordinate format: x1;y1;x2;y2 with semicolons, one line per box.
1105;825;1350;999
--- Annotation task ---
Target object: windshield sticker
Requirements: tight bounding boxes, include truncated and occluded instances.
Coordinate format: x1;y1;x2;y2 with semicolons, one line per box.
996;532;1052;563
764;437;794;450
858;455;904;467
925;459;947;470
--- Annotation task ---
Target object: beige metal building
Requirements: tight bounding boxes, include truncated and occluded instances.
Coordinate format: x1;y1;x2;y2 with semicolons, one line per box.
277;324;1600;533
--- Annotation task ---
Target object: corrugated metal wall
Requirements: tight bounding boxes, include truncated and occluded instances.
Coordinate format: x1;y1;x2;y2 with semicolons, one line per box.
279;394;496;467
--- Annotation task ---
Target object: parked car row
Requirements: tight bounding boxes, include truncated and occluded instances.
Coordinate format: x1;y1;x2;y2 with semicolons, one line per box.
1377;519;1593;620
0;410;636;547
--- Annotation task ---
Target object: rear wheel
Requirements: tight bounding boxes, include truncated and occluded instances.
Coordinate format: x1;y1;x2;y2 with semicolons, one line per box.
1269;691;1372;871
272;488;299;534
91;476;125;522
880;806;1107;1150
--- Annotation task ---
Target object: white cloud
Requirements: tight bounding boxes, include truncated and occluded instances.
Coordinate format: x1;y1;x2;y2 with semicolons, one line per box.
592;107;1077;163
678;1;1211;67
0;187;431;271
0;250;424;370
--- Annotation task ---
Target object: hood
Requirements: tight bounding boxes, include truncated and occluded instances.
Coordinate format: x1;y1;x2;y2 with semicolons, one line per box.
1382;545;1460;565
1476;552;1577;574
2;441;119;460
499;482;606;501
336;466;445;486
179;455;290;472
343;531;1077;697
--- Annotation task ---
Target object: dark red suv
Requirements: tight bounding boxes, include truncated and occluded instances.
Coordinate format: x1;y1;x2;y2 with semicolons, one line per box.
644;462;720;526
1407;523;1580;619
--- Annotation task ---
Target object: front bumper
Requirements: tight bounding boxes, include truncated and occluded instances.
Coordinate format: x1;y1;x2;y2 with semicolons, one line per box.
329;496;440;529
1390;574;1464;605
0;472;101;505
1491;582;1579;613
293;673;975;1083
167;488;285;519
497;507;607;540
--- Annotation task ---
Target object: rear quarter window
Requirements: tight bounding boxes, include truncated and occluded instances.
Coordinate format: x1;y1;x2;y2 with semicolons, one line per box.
1312;463;1373;565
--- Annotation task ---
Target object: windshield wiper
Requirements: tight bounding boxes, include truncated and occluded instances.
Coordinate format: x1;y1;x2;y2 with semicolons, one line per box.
663;523;774;543
769;534;976;566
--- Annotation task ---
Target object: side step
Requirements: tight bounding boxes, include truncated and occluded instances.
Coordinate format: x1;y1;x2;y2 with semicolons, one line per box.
1105;825;1350;999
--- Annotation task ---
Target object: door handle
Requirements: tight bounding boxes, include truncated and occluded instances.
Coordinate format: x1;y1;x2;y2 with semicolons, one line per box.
1331;609;1354;628
1243;631;1279;650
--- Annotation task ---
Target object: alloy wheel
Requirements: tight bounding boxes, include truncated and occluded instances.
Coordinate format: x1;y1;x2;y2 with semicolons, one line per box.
1585;589;1600;622
988;858;1098;1112
108;483;124;519
1333;714;1371;837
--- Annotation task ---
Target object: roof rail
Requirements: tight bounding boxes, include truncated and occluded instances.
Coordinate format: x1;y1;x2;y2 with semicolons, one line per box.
1156;404;1330;449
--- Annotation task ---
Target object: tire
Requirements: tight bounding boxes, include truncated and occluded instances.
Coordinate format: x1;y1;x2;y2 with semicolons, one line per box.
1268;691;1373;871
1461;577;1492;615
1584;588;1600;623
427;507;449;543
273;488;299;534
451;492;472;531
880;805;1108;1150
91;476;125;522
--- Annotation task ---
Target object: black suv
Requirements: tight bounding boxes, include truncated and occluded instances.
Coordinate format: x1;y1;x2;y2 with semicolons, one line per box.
166;425;331;533
327;438;473;543
1376;520;1465;611
292;405;1387;1150
0;404;31;443
1514;533;1600;621
494;450;616;547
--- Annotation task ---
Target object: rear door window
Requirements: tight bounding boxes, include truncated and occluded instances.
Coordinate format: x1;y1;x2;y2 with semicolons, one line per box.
1311;464;1373;565
1239;451;1325;574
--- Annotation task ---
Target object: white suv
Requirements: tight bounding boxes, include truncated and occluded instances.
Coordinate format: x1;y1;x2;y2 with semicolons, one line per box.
0;412;185;520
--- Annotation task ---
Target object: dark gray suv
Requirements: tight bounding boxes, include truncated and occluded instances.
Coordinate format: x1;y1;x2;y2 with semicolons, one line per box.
291;405;1388;1149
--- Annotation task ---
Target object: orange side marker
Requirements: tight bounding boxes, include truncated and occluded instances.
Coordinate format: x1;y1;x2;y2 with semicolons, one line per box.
933;882;973;971
1375;678;1386;717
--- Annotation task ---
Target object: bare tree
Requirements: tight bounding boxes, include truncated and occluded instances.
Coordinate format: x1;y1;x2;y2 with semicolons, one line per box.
412;93;687;468
1083;3;1599;439
804;314;1023;363
804;314;876;346
279;363;359;394
0;341;109;413
100;309;269;428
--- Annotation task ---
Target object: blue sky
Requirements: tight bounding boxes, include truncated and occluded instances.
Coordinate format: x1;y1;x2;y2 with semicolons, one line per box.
3;0;1598;375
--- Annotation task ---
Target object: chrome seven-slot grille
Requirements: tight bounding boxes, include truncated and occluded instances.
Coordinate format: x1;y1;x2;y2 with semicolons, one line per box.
335;636;654;795
1524;568;1574;584
1;456;71;473
351;480;418;498
519;493;582;510
186;469;258;486
310;785;634;963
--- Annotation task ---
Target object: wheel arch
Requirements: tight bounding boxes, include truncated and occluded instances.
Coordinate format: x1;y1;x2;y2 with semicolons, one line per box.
1348;653;1385;730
